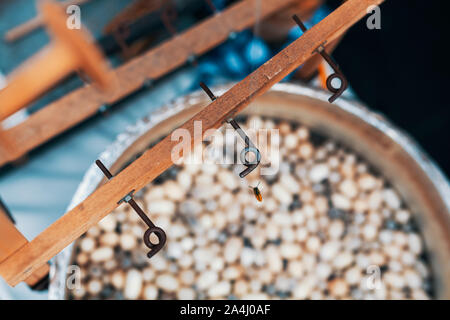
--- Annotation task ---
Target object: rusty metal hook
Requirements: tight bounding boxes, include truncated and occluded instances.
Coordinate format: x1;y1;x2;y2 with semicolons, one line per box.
95;159;166;259
292;14;348;103
199;82;261;178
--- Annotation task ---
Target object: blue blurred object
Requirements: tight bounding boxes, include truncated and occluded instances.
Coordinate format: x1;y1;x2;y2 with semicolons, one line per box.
197;4;331;85
244;37;271;70
198;30;271;81
223;47;247;76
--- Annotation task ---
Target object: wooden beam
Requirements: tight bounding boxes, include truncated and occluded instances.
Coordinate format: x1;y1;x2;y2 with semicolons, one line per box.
0;0;297;167
0;202;50;287
0;0;385;286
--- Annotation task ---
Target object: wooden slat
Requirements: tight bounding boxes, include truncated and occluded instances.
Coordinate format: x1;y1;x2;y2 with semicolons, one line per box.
0;0;385;286
0;0;298;167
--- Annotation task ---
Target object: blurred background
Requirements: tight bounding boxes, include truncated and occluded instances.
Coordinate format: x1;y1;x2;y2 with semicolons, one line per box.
0;0;448;299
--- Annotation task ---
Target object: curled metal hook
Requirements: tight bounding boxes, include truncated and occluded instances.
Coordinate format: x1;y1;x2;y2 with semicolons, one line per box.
0;196;15;224
292;14;348;103
227;118;261;178
95;160;166;259
199;82;261;178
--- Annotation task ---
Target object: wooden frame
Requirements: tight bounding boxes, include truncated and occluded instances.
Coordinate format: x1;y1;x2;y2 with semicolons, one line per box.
0;0;305;167
0;0;384;286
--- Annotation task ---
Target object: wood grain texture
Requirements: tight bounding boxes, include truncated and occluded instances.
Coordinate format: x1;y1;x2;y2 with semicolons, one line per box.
0;0;385;286
0;0;296;167
0;212;27;263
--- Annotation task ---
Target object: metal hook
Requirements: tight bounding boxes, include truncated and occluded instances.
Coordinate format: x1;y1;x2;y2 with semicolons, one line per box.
199;82;261;178
95;160;166;259
292;15;348;103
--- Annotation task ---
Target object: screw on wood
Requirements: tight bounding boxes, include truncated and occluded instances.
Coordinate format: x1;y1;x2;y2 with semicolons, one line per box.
95;159;166;259
199;82;261;178
292;14;348;103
